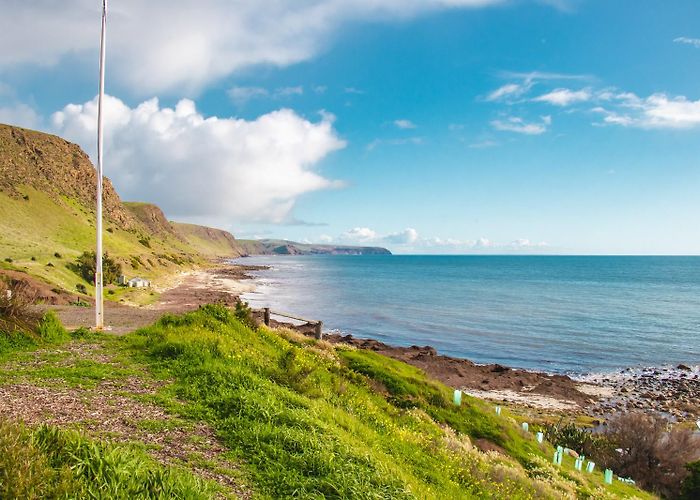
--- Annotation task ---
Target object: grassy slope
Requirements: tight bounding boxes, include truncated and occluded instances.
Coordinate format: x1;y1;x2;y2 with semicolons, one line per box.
170;222;245;259
0;188;206;298
124;306;652;499
0;307;653;498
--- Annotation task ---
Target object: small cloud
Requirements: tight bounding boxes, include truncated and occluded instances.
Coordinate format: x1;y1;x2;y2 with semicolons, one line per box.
448;123;465;131
593;92;700;129
318;234;333;243
275;86;304;97
227;86;269;105
486;83;528;102
344;87;365;95
532;87;592;106
383;228;419;245
313;85;327;94
394;119;417;129
340;227;377;242
674;36;700;48
491;115;550;135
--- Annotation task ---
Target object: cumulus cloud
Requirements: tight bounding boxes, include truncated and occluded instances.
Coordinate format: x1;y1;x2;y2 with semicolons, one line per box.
532;88;592;106
340;227;378;242
393;119;417;129
51;94;346;224
491;115;551;135
674;37;700;48
384;228;419;244
0;0;508;94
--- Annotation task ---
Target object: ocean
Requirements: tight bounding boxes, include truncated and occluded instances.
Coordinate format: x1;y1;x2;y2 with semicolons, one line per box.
237;255;700;375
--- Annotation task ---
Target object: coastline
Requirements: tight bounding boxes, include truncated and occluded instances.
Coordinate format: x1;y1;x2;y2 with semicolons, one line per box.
234;260;699;424
51;261;700;423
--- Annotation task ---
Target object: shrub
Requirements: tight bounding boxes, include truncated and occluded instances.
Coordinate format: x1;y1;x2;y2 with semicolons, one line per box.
54;252;62;259
138;237;151;248
603;412;700;498
30;256;36;261
4;258;12;263
106;227;114;233
234;300;257;329
0;279;40;333
76;283;87;294
73;251;122;285
681;460;700;499
36;310;69;344
543;420;613;461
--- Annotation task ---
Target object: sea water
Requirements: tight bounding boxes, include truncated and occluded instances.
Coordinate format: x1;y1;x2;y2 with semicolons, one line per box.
238;255;700;374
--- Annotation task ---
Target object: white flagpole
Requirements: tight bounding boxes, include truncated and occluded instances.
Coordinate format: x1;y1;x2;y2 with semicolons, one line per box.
95;0;107;330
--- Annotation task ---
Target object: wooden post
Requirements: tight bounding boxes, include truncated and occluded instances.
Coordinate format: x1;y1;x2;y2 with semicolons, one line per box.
263;307;270;326
314;321;323;339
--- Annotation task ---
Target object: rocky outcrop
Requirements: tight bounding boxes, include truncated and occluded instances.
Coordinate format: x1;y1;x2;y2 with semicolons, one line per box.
0;124;138;230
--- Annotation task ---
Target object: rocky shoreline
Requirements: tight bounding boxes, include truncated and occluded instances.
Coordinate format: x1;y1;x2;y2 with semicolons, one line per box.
578;365;700;422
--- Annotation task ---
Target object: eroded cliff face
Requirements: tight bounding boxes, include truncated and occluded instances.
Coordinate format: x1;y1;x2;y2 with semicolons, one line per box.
0;124;137;230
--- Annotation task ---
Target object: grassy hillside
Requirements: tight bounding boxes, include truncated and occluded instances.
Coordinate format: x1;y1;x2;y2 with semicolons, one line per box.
0;124;248;300
0;187;201;298
122;306;651;499
170;222;245;259
0;306;653;498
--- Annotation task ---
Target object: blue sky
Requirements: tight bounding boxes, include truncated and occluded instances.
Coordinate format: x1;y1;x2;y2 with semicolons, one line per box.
1;0;700;254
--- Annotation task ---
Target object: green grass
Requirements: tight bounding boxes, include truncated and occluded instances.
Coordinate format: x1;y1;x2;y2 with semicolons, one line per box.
0;189;207;297
124;305;653;499
0;419;217;499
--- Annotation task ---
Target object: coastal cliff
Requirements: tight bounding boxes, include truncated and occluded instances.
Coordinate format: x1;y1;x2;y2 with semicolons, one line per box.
0;123;389;296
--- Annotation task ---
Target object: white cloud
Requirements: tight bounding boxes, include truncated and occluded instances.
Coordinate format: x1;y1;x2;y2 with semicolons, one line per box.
674;37;700;48
276;86;304;97
0;0;507;94
491;115;550;135
532;88;592;106
340;227;378;242
334;227;550;252
0;103;41;129
384;228;419;244
486;83;528;102
227;85;304;105
394;119;417;129
318;234;334;243
227;86;270;105
51;94;346;224
594;93;700;129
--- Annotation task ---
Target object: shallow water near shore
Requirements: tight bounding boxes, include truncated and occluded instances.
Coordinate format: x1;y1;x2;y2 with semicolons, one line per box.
238;255;700;375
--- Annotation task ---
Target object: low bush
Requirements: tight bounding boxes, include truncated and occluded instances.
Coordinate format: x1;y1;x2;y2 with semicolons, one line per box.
76;283;87;294
602;412;700;498
0;279;40;333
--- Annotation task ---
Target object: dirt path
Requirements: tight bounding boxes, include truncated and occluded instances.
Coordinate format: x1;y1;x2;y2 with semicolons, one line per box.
0;337;250;498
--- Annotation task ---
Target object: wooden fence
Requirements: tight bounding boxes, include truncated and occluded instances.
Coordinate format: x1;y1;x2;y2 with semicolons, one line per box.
262;307;323;339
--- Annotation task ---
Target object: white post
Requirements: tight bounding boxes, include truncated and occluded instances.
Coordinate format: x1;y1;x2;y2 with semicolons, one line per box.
95;0;107;330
